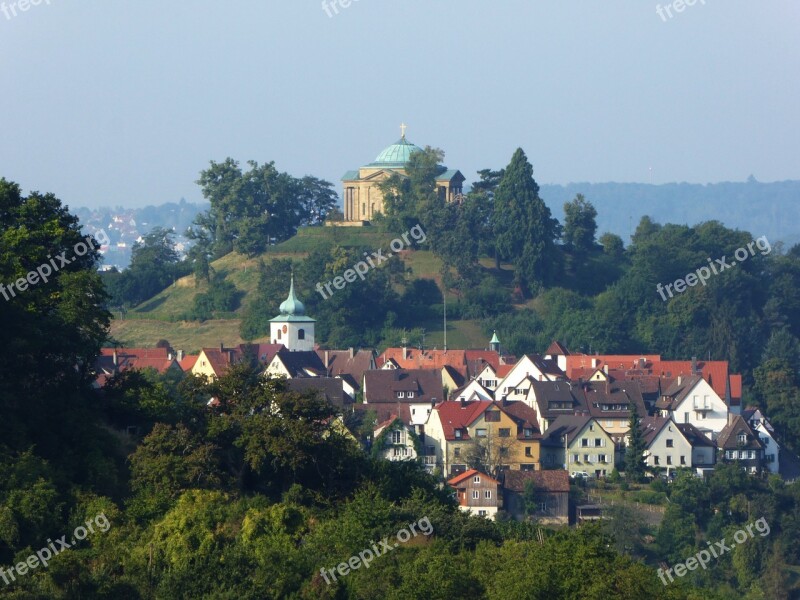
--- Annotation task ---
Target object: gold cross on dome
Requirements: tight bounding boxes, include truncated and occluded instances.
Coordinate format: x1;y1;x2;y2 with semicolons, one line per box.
400;123;407;138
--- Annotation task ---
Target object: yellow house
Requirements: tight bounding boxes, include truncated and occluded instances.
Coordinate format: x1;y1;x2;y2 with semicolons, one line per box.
424;400;541;477
340;126;465;222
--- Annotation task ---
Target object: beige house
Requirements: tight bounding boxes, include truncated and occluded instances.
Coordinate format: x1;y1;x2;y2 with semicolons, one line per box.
540;416;616;477
341;127;464;222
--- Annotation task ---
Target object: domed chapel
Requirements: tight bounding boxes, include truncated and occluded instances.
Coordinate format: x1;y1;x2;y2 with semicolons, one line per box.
340;124;465;222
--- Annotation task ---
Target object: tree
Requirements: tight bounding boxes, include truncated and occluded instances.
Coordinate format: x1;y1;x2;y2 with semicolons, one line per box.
492;148;561;295
625;408;647;482
599;232;625;259
563;194;598;254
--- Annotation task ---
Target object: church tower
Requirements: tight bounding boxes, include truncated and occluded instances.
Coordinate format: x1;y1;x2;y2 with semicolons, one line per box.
270;274;315;351
489;330;500;353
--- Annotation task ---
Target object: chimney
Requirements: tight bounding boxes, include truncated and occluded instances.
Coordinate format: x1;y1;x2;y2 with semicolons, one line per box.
177;350;184;362
168;352;173;361
603;364;608;375
349;347;354;359
325;350;329;368
403;347;408;360
112;348;118;367
691;356;698;375
220;342;224;352
677;375;682;385
460;398;466;408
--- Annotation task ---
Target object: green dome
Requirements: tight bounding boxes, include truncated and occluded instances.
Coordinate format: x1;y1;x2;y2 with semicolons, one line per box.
368;137;423;168
279;275;305;316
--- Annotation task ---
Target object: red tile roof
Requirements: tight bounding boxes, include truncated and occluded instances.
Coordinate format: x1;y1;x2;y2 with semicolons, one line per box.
447;468;500;487
434;400;494;440
378;348;502;379
96;347;177;376
179;354;199;372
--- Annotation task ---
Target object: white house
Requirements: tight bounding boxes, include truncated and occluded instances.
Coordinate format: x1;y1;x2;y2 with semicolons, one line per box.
451;379;494;402
656;375;728;441
640;417;694;472
372;417;419;462
496;355;565;402
743;408;780;475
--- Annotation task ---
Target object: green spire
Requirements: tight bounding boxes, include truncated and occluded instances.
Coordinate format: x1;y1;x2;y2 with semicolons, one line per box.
490;330;500;345
279;273;305;316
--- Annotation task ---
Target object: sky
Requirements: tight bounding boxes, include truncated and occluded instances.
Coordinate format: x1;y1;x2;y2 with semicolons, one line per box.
1;1;798;209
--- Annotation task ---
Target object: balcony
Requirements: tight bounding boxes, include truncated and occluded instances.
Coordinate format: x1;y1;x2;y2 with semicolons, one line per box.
693;402;712;413
423;456;437;465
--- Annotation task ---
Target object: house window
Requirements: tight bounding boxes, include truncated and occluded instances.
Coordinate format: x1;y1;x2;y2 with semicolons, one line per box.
680;456;686;465
485;411;500;422
408;392;414;398
739;450;747;459
397;392;405;398
582;439;589;447
472;490;479;499
484;490;492;499
476;428;487;438
749;450;756;459
426;446;434;456
599;454;607;463
454;447;461;457
584;454;590;463
666;439;674;448
391;431;402;444
606;420;613;428
595;438;603;447
539;502;547;511
738;433;747;444
478;510;487;516
525;447;532;457
589;424;594;431
473;475;481;483
667;456;672;465
499;428;510;438
500;447;509;457
571;453;579;463
277;330;282;340
654;456;660;465
298;329;305;340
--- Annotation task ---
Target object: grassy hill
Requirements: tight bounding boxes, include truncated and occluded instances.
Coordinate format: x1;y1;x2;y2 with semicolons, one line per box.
109;226;505;352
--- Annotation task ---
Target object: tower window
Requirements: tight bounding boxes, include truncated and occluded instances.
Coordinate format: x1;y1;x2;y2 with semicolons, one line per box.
277;330;281;340
298;329;305;340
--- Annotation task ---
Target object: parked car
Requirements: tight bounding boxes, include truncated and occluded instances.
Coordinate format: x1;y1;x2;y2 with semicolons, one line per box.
571;471;590;480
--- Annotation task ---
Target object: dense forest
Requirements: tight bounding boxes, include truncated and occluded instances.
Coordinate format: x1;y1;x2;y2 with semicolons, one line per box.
4;150;800;597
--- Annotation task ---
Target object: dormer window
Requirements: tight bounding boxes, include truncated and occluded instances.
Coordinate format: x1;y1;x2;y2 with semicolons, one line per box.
455;429;462;439
397;391;405;398
524;428;533;438
408;391;414;398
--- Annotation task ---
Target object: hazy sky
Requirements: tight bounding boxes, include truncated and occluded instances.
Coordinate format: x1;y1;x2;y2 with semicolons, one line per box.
1;1;798;209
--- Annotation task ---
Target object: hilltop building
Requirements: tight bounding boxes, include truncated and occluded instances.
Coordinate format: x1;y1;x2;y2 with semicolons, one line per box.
340;125;465;222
